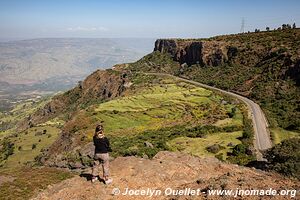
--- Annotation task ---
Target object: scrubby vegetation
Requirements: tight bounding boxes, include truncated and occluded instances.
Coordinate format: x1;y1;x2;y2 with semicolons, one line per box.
270;128;300;144
109;125;243;159
0;126;61;168
265;138;300;179
0;139;14;166
0;167;73;200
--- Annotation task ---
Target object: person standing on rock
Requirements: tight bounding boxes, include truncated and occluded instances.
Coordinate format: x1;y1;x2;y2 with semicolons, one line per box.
91;124;113;184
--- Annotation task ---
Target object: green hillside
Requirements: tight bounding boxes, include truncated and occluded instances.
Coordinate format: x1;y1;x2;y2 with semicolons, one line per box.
128;29;300;139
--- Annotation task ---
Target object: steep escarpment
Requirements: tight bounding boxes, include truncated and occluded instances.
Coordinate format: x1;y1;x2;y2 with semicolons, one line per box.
154;39;231;66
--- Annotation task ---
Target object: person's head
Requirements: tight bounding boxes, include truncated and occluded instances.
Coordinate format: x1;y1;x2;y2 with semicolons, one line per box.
95;124;103;134
95;124;104;137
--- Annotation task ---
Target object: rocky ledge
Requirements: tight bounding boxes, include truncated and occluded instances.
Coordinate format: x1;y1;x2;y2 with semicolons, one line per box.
32;151;299;200
154;39;238;66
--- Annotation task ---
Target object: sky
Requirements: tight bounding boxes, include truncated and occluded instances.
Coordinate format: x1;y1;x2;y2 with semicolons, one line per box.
0;0;300;40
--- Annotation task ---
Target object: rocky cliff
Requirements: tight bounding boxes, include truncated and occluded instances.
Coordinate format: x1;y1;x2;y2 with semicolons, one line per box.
154;39;236;66
19;69;130;129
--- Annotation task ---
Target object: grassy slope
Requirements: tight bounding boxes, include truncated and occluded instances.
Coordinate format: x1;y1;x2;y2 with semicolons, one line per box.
270;127;300;144
4;126;60;167
0;97;71;200
0;95;64;168
167;131;242;159
1;74;246;164
0;97;51;139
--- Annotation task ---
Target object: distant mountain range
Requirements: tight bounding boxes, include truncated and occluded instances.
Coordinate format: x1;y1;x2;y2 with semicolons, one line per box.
0;38;154;85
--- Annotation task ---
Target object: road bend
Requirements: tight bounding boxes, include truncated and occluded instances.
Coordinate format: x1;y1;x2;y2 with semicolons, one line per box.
144;72;272;161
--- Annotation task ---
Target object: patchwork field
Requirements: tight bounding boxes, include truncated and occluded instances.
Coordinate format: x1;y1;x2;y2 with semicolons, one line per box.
91;81;242;135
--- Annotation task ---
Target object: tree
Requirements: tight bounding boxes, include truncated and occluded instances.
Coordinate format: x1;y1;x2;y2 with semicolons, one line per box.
266;27;270;31
293;23;296;29
0;140;14;160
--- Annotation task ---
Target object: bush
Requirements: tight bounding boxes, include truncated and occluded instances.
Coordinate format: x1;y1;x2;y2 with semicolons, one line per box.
227;153;256;165
32;144;37;149
215;153;224;161
227;107;236;118
242;116;253;140
265;138;300;179
0;140;15;161
232;143;247;156
206;144;225;154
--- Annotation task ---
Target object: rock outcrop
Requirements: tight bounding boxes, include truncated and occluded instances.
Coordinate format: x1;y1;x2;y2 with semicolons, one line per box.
18;69;129;129
32;151;299;200
154;39;234;66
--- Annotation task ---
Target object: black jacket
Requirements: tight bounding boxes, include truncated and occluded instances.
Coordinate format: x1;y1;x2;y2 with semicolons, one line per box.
93;136;111;154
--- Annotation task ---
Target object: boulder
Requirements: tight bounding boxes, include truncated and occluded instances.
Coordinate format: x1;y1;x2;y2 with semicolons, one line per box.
144;141;154;148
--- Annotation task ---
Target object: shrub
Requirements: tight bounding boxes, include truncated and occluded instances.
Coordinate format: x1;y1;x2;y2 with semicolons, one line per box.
265;138;300;179
32;144;37;149
232;143;246;156
0;140;15;161
227;107;236;118
206;144;225;154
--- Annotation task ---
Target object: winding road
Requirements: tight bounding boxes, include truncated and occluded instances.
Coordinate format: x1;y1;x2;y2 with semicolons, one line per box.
145;73;273;161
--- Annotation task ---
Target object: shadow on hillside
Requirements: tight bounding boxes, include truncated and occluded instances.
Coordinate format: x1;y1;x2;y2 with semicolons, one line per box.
80;173;105;183
246;160;268;170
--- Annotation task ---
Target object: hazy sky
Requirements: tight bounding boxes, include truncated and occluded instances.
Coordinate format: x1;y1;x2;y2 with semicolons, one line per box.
1;0;300;40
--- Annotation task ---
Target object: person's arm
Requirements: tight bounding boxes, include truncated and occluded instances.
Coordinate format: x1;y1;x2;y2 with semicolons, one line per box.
93;136;96;146
106;137;112;152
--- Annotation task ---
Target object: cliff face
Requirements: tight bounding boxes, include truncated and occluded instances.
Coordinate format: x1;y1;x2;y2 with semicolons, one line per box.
154;39;234;66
